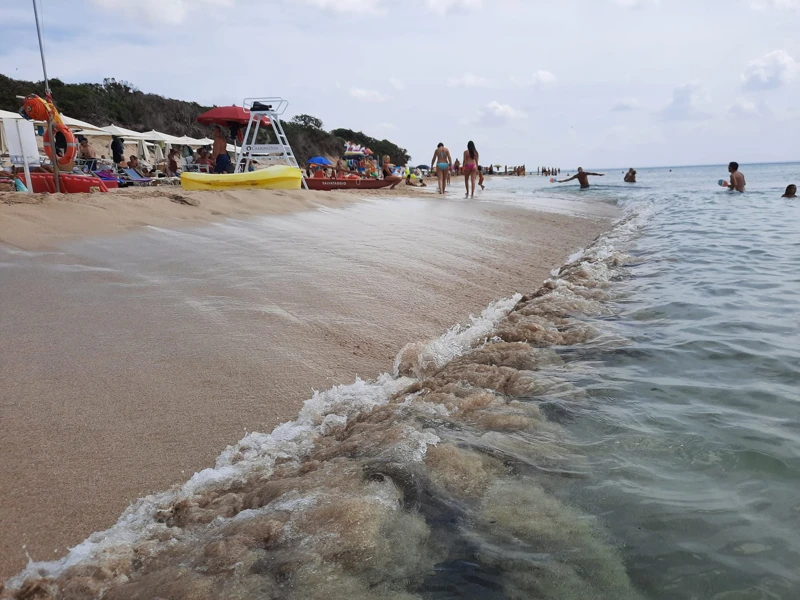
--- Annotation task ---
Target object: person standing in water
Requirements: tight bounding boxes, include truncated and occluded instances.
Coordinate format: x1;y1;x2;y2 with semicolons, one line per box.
728;162;746;193
781;184;796;198
557;166;604;189
624;168;637;183
430;143;452;194
463;141;480;198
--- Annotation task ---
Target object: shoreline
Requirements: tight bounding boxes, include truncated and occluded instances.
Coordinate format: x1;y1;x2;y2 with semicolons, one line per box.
0;192;616;583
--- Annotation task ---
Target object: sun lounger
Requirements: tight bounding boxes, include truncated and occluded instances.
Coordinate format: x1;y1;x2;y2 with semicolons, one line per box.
121;168;153;186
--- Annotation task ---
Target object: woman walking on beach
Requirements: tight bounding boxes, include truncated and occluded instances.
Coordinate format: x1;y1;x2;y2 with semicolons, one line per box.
430;143;452;194
463;141;480;198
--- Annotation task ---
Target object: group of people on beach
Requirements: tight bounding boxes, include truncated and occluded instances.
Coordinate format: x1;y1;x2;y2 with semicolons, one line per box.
430;141;486;198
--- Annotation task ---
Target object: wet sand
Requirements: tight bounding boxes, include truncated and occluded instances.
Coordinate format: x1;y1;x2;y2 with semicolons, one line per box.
0;190;614;582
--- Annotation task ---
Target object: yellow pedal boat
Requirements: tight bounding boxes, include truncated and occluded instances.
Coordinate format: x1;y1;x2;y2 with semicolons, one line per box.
180;165;303;191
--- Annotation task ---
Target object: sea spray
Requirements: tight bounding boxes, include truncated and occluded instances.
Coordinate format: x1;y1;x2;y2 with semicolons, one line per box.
1;209;650;600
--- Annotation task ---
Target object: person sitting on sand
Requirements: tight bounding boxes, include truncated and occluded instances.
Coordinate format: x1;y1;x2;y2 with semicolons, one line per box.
782;184;797;198
430;143;452;194
381;155;403;189
728;162;746;193
624;168;637;183
557;167;604;189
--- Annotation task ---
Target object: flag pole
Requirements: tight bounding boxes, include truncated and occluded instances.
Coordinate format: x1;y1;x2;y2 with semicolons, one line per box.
32;0;60;193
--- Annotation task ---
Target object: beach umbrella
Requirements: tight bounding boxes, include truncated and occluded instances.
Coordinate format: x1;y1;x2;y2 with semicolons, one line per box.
308;156;332;166
196;106;270;127
416;164;429;170
101;124;148;139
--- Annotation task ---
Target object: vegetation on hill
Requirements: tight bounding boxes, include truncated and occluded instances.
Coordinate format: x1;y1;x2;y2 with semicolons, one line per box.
0;74;409;165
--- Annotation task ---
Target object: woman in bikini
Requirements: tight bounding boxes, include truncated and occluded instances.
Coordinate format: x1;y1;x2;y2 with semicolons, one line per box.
463;141;480;198
430;143;452;194
381;155;403;189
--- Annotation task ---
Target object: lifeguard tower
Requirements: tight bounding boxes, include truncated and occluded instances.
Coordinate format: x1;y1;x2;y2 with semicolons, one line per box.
234;97;307;190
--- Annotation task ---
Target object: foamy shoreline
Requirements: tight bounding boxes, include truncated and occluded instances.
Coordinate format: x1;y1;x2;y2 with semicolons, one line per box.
0;193;617;591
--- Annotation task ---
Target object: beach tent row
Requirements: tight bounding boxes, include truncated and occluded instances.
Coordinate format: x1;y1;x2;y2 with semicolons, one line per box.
0;110;232;154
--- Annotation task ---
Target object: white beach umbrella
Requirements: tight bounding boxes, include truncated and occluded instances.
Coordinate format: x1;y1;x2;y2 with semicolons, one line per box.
0;110;23;154
140;130;181;143
101;124;148;140
61;114;104;132
137;139;152;163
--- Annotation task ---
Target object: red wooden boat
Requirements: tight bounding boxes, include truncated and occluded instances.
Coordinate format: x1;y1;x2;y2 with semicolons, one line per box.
17;172;109;194
304;178;394;191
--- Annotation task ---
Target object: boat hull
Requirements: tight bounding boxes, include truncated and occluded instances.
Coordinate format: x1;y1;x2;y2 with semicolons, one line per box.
304;178;394;191
180;166;302;191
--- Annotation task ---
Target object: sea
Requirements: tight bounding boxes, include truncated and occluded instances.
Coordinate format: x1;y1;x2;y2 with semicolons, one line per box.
4;163;800;600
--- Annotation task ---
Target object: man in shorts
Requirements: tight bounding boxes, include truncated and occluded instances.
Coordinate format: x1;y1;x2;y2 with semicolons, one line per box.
212;126;232;174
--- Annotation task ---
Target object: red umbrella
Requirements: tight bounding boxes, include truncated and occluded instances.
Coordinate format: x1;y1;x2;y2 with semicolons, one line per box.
196;105;270;127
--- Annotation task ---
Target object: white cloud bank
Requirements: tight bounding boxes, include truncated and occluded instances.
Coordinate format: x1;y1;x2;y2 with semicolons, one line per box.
741;50;798;91
349;88;391;102
511;70;556;88
465;101;528;127
661;83;711;121
447;73;494;88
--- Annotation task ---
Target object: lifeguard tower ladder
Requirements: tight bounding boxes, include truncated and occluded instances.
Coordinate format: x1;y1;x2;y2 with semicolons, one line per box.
235;97;308;190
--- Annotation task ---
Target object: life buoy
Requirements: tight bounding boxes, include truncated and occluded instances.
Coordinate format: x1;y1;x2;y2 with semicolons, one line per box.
43;123;78;167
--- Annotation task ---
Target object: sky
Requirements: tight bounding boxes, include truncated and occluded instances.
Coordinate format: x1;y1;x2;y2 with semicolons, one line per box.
1;0;798;168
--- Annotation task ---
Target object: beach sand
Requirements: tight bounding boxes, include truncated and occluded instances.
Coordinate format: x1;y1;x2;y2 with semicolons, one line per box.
0;185;430;250
0;187;615;582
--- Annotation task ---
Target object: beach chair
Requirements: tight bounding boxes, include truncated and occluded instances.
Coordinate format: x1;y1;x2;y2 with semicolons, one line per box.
121;168;153;186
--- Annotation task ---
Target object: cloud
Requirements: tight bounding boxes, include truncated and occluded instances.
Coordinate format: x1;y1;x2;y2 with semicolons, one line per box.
660;83;711;121
295;0;386;14
349;88;390;102
374;122;397;132
611;98;641;111
748;0;798;9
447;73;494;88
609;0;658;6
89;0;231;24
741;50;798;91
388;77;405;91
465;101;527;127
511;70;556;88
727;98;761;117
425;0;482;15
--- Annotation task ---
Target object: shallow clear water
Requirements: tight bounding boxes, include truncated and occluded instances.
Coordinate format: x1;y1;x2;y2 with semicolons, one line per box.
494;164;800;599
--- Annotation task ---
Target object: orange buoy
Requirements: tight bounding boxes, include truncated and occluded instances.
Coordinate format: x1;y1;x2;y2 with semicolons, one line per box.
22;95;53;122
43;123;78;167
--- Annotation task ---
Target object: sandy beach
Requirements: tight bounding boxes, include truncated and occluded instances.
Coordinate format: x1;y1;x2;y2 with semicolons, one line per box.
0;187;614;583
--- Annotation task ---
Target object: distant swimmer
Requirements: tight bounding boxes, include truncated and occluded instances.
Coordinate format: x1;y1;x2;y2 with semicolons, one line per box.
624;168;637;183
728;162;746;193
556;167;604;189
782;184;797;198
430;143;452;195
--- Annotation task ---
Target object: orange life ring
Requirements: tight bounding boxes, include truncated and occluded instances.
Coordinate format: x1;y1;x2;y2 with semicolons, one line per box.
43;123;78;167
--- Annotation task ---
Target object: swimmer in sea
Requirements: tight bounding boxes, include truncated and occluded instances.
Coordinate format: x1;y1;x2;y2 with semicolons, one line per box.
624;168;637;183
557;167;604;189
782;184;796;198
728;162;746;193
462;141;480;198
430;143;452;194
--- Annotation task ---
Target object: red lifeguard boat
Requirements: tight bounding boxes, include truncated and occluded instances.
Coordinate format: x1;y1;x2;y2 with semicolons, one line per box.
304;178;394;191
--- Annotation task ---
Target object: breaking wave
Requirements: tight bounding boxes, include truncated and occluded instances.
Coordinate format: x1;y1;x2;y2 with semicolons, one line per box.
1;209;648;600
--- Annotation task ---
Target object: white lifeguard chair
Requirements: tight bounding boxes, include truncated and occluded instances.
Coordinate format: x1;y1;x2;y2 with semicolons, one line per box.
234;97;307;189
